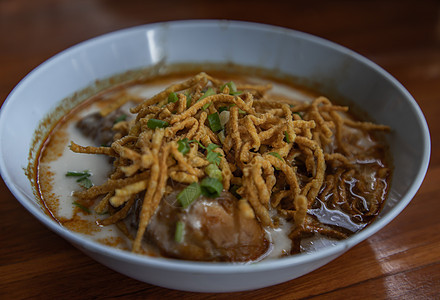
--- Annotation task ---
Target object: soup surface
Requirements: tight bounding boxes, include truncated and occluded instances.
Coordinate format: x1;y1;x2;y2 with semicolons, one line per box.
37;70;391;262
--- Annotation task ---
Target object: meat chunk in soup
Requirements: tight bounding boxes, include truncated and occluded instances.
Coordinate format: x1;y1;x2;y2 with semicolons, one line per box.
76;110;126;146
145;190;269;262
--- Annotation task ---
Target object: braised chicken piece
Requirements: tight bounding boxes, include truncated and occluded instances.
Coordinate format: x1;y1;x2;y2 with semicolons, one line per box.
144;190;269;262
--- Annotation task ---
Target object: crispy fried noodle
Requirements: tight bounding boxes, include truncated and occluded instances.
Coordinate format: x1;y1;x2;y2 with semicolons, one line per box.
69;72;391;258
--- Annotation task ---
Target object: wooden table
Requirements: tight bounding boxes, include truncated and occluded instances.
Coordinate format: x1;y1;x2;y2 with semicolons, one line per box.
1;0;439;298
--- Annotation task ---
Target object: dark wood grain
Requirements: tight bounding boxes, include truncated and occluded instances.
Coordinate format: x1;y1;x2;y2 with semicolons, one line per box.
1;0;439;298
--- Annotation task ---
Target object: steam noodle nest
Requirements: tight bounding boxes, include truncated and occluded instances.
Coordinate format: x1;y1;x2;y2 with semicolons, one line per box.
70;72;390;254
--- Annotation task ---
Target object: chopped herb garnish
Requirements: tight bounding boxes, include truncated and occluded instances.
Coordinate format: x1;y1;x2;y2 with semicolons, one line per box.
168;92;179;103
174;221;185;243
268;152;284;161
66;170;91;177
78;177;93;189
284;131;291;143
185;92;192;108
206;143;222;165
206;143;220;152
220;81;237;93
177;138;191;155
147;118;169;129
206;151;221;165
177;174;224;208
207;112;223;132
200;177;223;198
220;81;242;95
114;114;127;124
66;170;93;189
177;182;202;209
198;87;215;102
179;140;222;165
228;82;237;92
198;88;215;110
72;201;91;214
205;163;223;181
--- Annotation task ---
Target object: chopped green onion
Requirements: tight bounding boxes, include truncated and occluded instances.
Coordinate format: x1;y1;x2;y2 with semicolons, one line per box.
205;163;223;181
66;170;93;189
200;177;223;198
174;221;185;243
238;108;247;115
177;138;191;155
186;92;192;108
72;201;91;214
177;182;202;209
220;81;241;95
66;170;91;177
168;92;179;103
227;81;237;93
185;140;222;168
198;88;215;110
114;114;127;124
207;112;223;132
268;152;284;161
206;144;222;165
206;143;220;152
78;177;93;189
198;87;215;101
207;151;221;165
284;131;291;143
147;118;169;129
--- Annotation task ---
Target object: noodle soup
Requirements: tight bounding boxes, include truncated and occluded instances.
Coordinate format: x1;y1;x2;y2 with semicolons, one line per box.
37;70;391;262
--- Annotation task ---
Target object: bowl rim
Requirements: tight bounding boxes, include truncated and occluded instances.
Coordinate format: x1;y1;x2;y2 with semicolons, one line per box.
0;19;431;274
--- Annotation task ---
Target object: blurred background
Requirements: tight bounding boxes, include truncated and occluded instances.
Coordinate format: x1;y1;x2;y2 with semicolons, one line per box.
1;0;439;102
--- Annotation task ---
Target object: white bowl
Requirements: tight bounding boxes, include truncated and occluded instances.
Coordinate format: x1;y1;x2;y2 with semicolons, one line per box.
0;20;430;292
